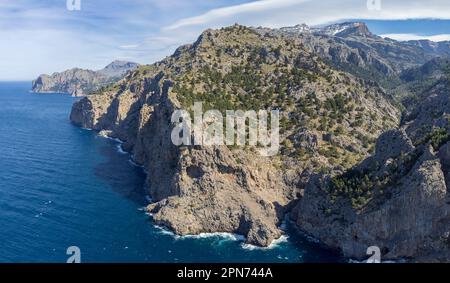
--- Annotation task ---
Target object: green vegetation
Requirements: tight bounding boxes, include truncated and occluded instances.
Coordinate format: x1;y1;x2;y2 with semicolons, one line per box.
415;127;450;150
329;150;421;210
159;24;398;172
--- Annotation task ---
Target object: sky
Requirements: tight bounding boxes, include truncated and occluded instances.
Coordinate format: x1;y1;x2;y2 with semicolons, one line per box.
1;0;450;81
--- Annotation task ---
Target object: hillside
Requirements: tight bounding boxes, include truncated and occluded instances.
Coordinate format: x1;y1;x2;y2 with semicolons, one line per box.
293;76;450;261
31;60;139;96
70;24;399;247
264;22;450;89
69;22;450;260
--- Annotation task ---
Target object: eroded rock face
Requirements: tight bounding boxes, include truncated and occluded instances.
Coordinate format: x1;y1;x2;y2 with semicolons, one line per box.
70;72;291;247
70;24;403;248
292;68;450;261
148;145;290;246
32;61;139;96
293;141;450;261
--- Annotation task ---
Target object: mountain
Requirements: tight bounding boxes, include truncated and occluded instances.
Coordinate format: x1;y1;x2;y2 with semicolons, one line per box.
265;22;450;89
98;60;141;77
70;24;399;247
69;22;450;260
293;76;450;261
31;60;139;96
315;22;373;37
406;40;450;57
392;57;450;107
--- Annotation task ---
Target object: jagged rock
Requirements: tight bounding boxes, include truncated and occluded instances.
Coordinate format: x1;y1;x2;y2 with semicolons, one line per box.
292;128;320;151
71;71;290;247
293;145;450;260
32;60;139;96
68;22;450;257
69;24;400;247
293;75;450;261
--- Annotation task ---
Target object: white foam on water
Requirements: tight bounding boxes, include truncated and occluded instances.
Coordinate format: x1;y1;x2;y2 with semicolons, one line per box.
153;225;246;242
154;225;178;236
112;137;124;144
182;232;246;242
285;217;321;244
128;159;145;169
116;144;127;154
241;235;289;250
96;131;124;144
348;258;406;264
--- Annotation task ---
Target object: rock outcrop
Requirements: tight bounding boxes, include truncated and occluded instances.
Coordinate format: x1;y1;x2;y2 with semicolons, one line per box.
292;79;450;261
69;22;450;260
70;24;399;247
32;60;139;96
70;69;292;246
259;22;450;88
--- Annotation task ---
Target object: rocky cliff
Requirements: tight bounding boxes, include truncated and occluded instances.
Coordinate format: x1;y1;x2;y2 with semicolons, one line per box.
69;22;450;260
292;73;450;261
70;24;399;247
263;22;450;88
32;60;139;96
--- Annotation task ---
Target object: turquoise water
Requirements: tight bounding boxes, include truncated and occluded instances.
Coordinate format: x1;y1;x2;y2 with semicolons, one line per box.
0;82;340;263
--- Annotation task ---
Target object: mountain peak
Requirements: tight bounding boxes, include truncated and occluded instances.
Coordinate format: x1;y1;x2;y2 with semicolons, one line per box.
103;60;139;70
318;22;373;37
99;60;140;77
280;23;311;33
275;22;373;38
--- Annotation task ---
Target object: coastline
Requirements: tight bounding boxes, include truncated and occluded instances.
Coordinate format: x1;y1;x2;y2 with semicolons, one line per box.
86;127;301;251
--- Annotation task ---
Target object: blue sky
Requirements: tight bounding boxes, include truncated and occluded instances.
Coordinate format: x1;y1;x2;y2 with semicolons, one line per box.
1;0;450;80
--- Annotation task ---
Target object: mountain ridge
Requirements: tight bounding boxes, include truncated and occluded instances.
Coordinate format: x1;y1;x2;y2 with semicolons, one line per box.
31;60;139;96
67;22;450;261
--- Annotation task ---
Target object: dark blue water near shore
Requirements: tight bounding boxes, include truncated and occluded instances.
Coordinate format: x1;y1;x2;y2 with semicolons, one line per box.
0;82;341;263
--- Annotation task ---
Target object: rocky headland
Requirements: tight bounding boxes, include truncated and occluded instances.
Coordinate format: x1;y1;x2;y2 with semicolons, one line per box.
32;60;139;96
69;22;450;261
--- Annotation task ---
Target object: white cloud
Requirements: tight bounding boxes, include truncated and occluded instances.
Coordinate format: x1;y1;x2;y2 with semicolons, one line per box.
119;45;140;49
381;33;450;42
3;0;450;80
165;0;307;30
0;28;124;80
164;0;450;31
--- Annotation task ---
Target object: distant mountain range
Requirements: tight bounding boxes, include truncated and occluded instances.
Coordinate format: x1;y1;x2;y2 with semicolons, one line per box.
31;60;140;96
264;22;450;88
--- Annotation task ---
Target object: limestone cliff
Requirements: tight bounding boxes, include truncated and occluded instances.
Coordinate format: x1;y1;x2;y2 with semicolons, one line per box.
292;79;450;261
70;24;399;247
32;60;139;96
70;69;292;246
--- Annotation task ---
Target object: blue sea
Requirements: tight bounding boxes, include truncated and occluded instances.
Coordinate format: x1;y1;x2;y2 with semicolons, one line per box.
0;82;340;263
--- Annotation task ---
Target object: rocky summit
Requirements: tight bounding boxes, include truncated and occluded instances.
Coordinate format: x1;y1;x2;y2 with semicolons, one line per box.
70;22;450;260
31;60;139;97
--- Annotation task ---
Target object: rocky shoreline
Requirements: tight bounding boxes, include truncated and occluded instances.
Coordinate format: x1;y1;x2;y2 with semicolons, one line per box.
69;22;450;261
70;78;293;247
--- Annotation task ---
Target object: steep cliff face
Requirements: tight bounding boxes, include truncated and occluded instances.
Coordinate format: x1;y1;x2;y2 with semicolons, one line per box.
292;79;450;261
261;22;450;89
70;68;291;246
32;61;139;96
70;24;399;247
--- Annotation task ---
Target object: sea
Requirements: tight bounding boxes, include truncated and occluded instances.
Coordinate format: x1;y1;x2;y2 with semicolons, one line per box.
0;81;341;263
